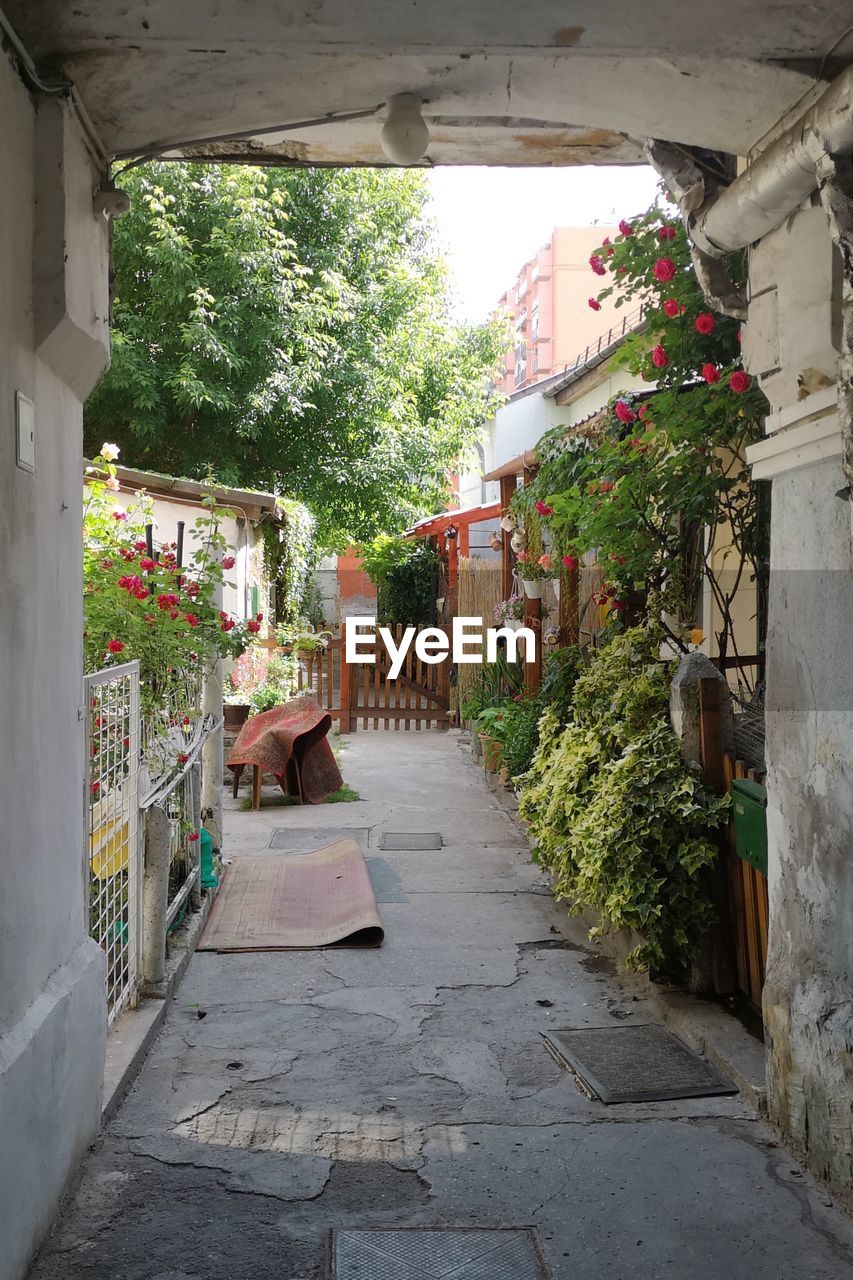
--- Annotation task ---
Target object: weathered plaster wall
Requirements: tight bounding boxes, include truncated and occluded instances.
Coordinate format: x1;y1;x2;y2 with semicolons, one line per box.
744;203;853;1200
0;58;110;1280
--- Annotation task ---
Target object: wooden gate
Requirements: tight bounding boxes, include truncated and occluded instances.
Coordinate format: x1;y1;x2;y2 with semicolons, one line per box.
340;621;450;732
698;676;769;1012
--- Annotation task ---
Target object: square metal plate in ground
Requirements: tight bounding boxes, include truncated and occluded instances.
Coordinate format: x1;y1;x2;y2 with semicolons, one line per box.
544;1023;738;1104
269;827;369;853
331;1228;546;1279
378;831;442;851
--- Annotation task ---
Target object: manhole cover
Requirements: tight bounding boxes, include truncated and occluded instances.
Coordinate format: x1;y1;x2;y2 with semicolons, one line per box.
378;831;442;850
367;858;408;903
544;1023;738;1104
332;1228;546;1279
269;827;368;853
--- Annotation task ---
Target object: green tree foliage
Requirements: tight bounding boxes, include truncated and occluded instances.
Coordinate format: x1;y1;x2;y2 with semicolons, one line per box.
86;164;506;548
360;533;439;625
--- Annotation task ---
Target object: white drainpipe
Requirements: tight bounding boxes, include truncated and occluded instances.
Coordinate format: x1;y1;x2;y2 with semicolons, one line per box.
690;65;853;256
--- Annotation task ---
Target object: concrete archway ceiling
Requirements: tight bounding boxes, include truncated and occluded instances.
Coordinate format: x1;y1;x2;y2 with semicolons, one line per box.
9;1;851;163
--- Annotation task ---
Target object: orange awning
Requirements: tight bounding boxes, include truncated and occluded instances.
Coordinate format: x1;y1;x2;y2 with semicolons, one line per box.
404;500;502;540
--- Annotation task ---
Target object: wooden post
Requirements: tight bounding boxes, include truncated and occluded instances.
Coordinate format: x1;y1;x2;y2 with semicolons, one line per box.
524;597;542;694
563;566;580;646
339;620;352;733
499;474;515;600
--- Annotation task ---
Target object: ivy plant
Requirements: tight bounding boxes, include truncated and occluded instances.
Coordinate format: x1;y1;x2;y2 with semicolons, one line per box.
517;628;728;971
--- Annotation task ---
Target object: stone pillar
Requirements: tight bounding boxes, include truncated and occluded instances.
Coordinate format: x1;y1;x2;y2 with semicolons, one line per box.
744;201;853;1201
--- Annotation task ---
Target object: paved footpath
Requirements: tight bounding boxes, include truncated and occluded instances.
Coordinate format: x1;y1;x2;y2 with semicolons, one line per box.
31;731;853;1279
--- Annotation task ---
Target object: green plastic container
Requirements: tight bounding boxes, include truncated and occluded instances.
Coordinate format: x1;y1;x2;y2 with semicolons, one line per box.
199;827;219;889
731;778;768;875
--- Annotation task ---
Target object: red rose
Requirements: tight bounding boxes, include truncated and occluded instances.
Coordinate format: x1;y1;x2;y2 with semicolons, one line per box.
170;610;179;620
247;620;261;634
657;225;677;241
589;255;606;276
618;219;633;237
653;257;676;283
221;555;236;569
695;312;716;335
614;400;635;425
177;753;189;765
562;555;579;570
702;363;720;384
139;557;156;572
651;345;669;369
535;499;554;516
221;617;236;632
134;540;147;551
184;613;200;628
187;832;199;843
101;558;113;569
107;639;125;654
729;370;751;393
185;582;200;598
256;613;264;622
663;298;680;318
588;297;601;311
611;598;628;613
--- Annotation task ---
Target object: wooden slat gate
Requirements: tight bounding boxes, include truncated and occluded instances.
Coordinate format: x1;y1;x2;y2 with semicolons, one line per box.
698;676;769;1012
339;621;450;732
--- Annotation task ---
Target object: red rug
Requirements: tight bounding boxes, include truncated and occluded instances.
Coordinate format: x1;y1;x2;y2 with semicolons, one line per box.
226;696;343;804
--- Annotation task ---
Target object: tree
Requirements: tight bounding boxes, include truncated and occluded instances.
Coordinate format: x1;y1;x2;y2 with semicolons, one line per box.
86;163;505;547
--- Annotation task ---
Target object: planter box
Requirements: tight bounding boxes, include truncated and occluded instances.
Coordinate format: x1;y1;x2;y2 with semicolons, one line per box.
480;732;504;773
224;703;250;730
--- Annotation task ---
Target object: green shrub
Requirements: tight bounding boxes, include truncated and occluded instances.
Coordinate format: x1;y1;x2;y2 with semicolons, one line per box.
360;533;439;625
518;628;728;971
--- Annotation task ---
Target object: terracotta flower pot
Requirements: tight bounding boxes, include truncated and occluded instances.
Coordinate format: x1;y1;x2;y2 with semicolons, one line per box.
479;732;504;773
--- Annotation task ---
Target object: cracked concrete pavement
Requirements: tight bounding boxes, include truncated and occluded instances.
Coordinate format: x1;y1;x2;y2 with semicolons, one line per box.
30;730;853;1279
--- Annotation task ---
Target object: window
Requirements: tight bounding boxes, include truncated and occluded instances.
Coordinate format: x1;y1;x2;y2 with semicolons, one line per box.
531;300;539;342
531;347;539;374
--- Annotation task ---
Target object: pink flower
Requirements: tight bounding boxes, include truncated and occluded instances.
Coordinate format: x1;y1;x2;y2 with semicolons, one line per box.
562;554;579;571
614;400;635;425
107;640;125;654
221;556;236;569
729;370;751;393
663;298;680;318
695;312;716;335
515;550;529;564
638;404;650;420
651;345;669;369
105;476;120;492
588;297;601;311
702;363;720;384
112;511;127;522
618;219;633;237
535;499;554;516
589;255;606;276
653;257;677;283
657;225;677;241
538;554;552;571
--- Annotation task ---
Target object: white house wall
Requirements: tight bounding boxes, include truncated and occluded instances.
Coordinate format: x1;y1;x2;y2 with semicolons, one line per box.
0;60;110;1280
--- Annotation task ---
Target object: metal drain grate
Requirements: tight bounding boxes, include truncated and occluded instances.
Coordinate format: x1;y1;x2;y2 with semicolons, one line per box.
544;1023;738;1104
378;831;442;851
332;1228;546;1279
269;827;369;853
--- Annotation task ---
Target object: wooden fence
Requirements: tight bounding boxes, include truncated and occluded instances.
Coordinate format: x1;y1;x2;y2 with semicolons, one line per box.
698;675;769;1011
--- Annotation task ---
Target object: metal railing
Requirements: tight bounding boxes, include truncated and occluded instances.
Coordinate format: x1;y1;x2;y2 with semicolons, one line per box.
559;303;646;383
85;661;142;1024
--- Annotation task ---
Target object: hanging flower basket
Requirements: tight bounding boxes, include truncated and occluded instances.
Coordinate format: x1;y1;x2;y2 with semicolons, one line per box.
520;577;543;600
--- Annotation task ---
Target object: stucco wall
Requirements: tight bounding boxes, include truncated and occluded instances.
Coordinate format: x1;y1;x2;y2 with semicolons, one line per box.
744;204;853;1200
0;62;110;1279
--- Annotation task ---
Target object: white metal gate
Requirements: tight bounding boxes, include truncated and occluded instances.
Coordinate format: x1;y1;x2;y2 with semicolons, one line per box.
84;660;141;1024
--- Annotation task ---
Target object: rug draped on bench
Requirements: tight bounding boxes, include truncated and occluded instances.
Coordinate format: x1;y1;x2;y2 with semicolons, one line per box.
226;696;343;804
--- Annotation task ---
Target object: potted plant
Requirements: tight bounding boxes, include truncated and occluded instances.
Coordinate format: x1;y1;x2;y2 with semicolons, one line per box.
477;704;507;773
247;651;301;714
515;551;554;600
493;594;525;627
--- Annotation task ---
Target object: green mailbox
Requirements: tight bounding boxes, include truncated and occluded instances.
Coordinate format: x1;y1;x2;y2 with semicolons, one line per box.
731;778;768;875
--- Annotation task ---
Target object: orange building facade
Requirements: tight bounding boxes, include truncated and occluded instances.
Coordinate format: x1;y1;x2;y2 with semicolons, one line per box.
495;226;623;395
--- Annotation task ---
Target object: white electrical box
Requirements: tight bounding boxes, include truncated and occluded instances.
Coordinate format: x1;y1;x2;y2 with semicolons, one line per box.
16;391;34;474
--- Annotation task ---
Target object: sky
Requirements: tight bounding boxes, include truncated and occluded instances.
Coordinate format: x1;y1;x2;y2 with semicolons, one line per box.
425;165;661;324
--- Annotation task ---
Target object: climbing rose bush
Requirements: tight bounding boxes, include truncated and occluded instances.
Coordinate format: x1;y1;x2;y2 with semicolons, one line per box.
84;446;251;714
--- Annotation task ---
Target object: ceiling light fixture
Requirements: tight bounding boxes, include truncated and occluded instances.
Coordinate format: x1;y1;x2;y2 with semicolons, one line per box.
380;94;430;166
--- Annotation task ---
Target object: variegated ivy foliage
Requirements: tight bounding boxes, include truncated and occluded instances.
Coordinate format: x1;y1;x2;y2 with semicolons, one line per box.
518;629;729;972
